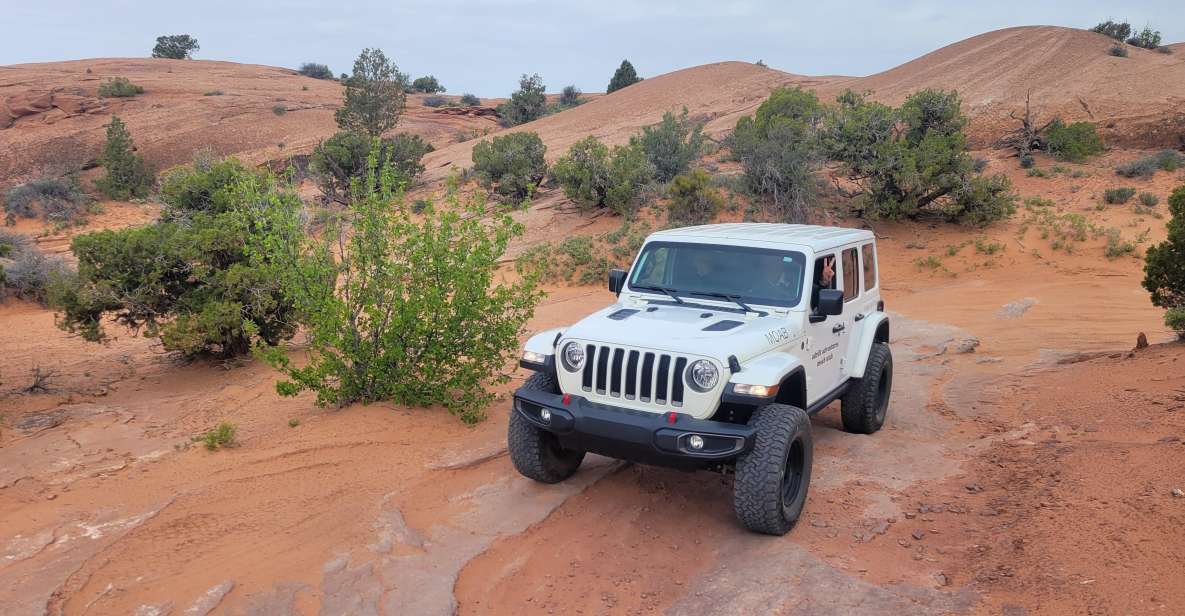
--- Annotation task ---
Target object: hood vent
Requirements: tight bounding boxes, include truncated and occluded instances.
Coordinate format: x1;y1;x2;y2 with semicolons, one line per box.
607;309;639;321
702;319;743;332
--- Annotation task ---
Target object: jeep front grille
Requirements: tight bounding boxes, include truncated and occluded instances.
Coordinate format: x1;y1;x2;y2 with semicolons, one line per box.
581;344;687;407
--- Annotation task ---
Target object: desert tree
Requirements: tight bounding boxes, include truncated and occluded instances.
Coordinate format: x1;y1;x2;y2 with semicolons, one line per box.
607;60;642;93
631;108;704;182
1143;185;1185;337
729;87;824;222
95;116;152;200
496;74;547;126
335;48;407;137
411;75;446;93
298;62;334;79
152;35;200;59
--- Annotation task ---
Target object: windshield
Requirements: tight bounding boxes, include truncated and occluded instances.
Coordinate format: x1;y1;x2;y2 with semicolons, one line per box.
628;241;807;308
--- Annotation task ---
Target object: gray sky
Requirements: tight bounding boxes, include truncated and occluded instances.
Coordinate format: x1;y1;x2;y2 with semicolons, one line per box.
3;1;1181;97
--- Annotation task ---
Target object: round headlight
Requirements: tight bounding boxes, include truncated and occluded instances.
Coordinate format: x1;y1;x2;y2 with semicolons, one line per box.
687;360;719;392
561;342;585;372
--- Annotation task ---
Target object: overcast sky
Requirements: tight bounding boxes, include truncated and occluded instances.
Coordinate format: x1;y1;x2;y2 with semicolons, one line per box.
4;1;1182;96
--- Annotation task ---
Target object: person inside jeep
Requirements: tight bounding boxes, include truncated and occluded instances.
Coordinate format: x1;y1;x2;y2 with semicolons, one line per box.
810;255;836;312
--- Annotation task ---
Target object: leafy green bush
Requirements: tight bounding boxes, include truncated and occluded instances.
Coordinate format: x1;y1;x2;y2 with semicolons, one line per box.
152;34;199;59
551;137;653;215
460;93;481;106
667;170;724;226
245;153;542;422
1044;119;1104;162
559;85;582;107
1140;192;1160;207
51;164;296;358
309;131;433;202
3;176;92;225
1143;185;1185;322
159;155;267;219
411;75;445;93
1116;150;1185;177
298;62;333;79
496;74;547;126
98;77;143;98
824;89;1015;226
472;132;547;200
632;108;704;182
335;48;407;136
94;116;152;200
422;95;448;108
607;60;642;93
1103;187;1136;204
1092;21;1131;41
199;422;237;450
1109;44;1129;58
731;87;824;222
1126;26;1162;49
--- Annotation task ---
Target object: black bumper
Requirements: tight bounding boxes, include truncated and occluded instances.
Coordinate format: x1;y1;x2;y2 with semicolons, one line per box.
512;388;756;469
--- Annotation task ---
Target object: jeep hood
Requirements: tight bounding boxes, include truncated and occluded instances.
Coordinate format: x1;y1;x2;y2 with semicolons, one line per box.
560;301;803;363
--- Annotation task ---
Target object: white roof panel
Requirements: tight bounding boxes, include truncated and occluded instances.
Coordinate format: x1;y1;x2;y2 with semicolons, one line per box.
650;223;874;251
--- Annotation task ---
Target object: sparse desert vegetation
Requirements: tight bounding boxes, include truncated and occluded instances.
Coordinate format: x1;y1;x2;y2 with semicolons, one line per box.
472;131;547;199
297;62;334;79
496;73;547;126
98;76;144;97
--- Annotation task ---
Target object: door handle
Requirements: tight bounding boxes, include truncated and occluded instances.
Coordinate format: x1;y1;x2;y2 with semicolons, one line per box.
832;323;845;333
854;313;865;321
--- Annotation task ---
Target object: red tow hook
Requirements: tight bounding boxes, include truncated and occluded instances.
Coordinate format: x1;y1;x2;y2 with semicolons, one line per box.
562;394;571;406
667;411;678;425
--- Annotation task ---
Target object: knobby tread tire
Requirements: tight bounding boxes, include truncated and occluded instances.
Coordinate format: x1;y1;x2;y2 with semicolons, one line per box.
508;372;585;483
840;342;892;434
733;403;813;535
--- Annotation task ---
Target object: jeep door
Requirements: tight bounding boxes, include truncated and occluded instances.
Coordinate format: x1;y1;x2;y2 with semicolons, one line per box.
843;241;880;378
805;251;845;404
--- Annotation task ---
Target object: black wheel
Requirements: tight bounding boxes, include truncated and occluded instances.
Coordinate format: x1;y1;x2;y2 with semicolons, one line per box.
840;342;893;434
733;403;813;535
508;372;585;484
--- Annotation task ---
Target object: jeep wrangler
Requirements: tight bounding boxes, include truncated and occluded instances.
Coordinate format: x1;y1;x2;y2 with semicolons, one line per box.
509;223;892;535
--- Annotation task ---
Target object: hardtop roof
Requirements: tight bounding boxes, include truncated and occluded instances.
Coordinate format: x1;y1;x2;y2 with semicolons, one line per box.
649;223;874;251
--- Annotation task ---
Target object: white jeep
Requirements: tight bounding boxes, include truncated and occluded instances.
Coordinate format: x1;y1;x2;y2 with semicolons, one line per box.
510;223;892;535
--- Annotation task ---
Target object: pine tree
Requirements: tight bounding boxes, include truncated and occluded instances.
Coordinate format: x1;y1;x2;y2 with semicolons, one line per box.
607;60;642;94
1143;185;1185;334
95;116;152;200
334;48;407;137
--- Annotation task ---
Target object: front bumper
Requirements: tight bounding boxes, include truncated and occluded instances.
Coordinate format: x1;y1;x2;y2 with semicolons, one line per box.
513;387;756;469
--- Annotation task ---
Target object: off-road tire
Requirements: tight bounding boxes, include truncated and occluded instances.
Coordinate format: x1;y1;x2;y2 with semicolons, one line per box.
508;372;585;483
733;403;813;535
840;342;893;434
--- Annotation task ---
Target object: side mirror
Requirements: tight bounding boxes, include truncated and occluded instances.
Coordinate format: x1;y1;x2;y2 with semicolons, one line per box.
608;269;627;295
815;289;844;317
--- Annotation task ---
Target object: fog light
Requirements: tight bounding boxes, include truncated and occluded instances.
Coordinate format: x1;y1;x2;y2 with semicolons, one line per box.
688;434;704;450
539;408;552;423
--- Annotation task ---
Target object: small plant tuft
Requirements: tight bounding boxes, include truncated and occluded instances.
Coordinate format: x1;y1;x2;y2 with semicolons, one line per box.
199;422;238;450
667;170;724;226
459;93;480;106
272;104;287;116
1139;192;1159;207
1103;187;1136;204
1109;44;1129;58
422;95;448;108
98;77;144;98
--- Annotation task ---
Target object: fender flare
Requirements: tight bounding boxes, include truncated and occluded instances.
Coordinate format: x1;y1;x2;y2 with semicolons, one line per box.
727;352;808;409
523;327;566;356
850;313;890;378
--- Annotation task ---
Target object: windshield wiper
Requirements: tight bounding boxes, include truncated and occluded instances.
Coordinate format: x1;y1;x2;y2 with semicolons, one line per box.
631;284;684;304
689;291;753;313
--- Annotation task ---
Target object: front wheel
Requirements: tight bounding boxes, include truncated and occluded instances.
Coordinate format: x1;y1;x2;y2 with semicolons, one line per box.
840;342;893;434
733;403;813;535
508;372;585;484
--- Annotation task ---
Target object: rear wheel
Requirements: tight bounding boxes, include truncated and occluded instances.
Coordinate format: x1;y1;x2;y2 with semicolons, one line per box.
508;372;585;483
840;342;892;434
733;403;813;535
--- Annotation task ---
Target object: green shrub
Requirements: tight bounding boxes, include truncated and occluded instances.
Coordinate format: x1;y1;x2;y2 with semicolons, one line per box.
824;88;1015;226
607;60;642;93
1139;192;1160;207
1044;119;1104;162
98;77;143;98
1109;44;1129;57
309;131;433;202
245;152;542;423
552;137;653;215
1103;228;1136;259
0;237;68;304
199;422;237;450
496;74;547;126
423;95;448;108
1116;150;1185;177
1127;26;1162;49
159;155;266;219
152;34;199;59
3;176;92;225
1103;187;1136;204
1143;185;1185;319
298;62;333;79
1165;307;1185;338
1019;152;1034;168
411;75;445;93
1092;21;1131;41
335;48;407;136
632;108;704;182
667;170;724;226
272;104;287;116
94;116;152;200
559;85;582;107
51;164;297;358
471;132;547;200
460;93;481;106
731;87;824;222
